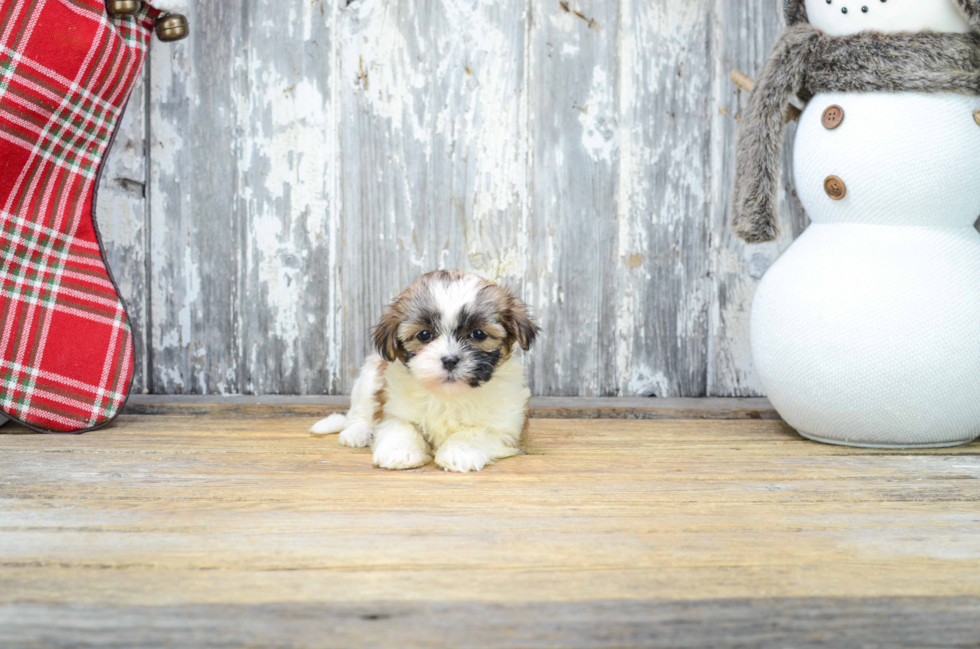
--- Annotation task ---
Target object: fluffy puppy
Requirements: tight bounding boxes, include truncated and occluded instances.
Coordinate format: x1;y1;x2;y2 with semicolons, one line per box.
311;270;539;473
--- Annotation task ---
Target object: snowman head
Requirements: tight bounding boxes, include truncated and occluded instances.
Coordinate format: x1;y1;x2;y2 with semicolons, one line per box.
789;0;980;34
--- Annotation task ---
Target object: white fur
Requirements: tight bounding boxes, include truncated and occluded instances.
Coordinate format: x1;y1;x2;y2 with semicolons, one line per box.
310;413;347;435
311;355;387;447
372;418;433;469
390;275;493;398
312;352;529;473
311;274;531;472
431;274;483;333
804;0;972;36
408;333;468;394
383;354;528;461
338;421;374;448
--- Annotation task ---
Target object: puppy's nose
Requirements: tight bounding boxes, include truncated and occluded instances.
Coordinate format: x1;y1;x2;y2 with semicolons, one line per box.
442;356;459;371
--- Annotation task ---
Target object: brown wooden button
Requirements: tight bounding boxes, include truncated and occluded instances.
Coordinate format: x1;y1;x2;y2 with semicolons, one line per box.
821;105;844;130
974;110;980;126
824;175;847;200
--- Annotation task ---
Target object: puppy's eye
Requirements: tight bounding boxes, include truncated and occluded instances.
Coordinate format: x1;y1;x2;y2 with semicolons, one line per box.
417;330;433;342
469;330;488;342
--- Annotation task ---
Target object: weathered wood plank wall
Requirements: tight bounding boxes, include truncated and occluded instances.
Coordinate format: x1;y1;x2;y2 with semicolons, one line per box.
95;0;971;397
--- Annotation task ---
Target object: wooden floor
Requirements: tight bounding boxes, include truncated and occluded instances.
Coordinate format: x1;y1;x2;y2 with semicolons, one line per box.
1;402;979;648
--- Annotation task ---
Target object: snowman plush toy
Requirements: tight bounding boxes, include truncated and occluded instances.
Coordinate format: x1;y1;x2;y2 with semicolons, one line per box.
733;0;980;447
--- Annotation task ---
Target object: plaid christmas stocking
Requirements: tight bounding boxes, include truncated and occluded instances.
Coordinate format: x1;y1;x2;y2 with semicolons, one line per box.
0;0;160;432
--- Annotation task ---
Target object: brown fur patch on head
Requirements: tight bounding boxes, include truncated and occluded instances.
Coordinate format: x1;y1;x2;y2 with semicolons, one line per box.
423;269;469;284
374;271;539;367
373;307;404;362
474;282;539;353
373;271;456;362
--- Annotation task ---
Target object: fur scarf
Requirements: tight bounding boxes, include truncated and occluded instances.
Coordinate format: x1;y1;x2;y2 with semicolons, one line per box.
732;23;980;243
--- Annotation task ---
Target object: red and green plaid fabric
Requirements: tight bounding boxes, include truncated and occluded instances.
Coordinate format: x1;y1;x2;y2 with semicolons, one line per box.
0;0;156;432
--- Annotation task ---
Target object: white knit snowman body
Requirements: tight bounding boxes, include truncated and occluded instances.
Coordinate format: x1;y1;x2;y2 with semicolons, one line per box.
752;0;980;447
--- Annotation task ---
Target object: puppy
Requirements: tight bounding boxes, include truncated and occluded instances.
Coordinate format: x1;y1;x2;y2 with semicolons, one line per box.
311;270;539;473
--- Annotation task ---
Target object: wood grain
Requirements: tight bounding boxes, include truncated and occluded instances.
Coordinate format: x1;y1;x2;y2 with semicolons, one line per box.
3;598;980;648
525;0;619;396
616;0;713;398
121;395;780;420
148;3;246;394
1;410;979;647
338;0;528;393
94;2;980;397
237;0;340;395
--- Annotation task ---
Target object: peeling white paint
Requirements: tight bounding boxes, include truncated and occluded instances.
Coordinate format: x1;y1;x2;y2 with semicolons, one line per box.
616;0;637;395
578;66;618;163
628;368;671;398
149;13;199;388
178;242;201;346
239;68;331;376
469;246;520;283
106;0;806;397
342;0;429;147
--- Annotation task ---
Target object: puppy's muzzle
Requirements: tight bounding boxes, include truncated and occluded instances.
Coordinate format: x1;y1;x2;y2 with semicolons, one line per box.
442;355;460;371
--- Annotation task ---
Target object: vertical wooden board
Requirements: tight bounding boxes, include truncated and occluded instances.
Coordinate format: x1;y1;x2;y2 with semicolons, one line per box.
132;0;895;397
98;70;148;394
235;0;341;395
707;0;808;396
613;0;713;397
338;0;528;390
149;4;246;393
525;0;620;396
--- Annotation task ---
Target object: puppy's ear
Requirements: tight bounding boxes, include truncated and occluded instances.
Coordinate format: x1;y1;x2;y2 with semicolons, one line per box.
506;292;539;352
373;307;402;362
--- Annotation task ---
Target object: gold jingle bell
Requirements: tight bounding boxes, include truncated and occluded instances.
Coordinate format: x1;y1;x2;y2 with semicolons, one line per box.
105;0;141;15
156;13;190;42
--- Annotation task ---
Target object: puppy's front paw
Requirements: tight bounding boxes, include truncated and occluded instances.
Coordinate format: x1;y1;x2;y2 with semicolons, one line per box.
339;421;373;448
373;443;431;471
435;441;489;473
